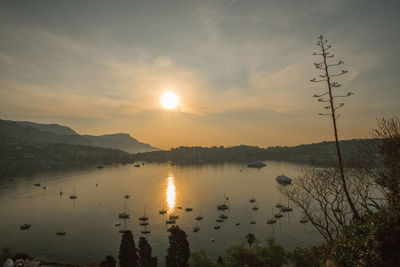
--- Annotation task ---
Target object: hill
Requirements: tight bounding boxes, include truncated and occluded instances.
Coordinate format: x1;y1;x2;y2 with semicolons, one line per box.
133;139;379;166
0;119;160;153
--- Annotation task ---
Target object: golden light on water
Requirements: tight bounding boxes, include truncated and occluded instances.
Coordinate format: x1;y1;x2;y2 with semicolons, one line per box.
166;175;176;212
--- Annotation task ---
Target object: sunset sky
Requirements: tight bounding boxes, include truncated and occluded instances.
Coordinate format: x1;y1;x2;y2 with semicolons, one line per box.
0;0;399;149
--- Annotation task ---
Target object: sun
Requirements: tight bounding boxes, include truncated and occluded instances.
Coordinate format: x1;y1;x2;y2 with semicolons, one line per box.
161;91;179;109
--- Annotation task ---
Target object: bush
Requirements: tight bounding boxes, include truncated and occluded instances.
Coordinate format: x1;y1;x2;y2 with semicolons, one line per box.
189;250;216;267
226;238;288;267
290;246;325;267
332;205;400;267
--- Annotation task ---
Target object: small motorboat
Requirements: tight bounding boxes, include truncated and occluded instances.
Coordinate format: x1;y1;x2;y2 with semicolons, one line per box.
185;208;193;212
166;219;176;224
276;175;292;185
247;162;266;168
159;209;167;214
195;216;203;221
177;206;183;210
42;186;47;190
34;183;41;187
252;206;259;211
169;214;179;220
140;221;149;226
193;226;200;233
124;194;130;199
250;221;256;224
267;219;276;224
119;212;130;219
217;204;228;210
214;225;221;230
281;207;293;212
300;218;308;223
274;213;284;218
20;224;31;230
235;223;241;226
250;198;256;203
139;216;148;221
141;229;151;234
56;231;66;236
70;188;78;199
134;164;140;168
275;203;283;208
219;214;228;219
216;219;224;223
97;165;104;169
115;223;121;227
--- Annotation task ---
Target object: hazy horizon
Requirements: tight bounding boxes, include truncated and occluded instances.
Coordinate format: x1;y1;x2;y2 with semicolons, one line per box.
1;0;399;149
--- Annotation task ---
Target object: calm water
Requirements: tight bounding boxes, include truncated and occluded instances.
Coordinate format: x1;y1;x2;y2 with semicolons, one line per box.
0;161;321;264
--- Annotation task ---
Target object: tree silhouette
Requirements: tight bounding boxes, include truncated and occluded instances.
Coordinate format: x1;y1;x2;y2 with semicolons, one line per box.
119;230;138;267
138;236;157;267
245;233;256;247
100;255;116;267
311;35;360;220
166;225;190;267
371;117;400;206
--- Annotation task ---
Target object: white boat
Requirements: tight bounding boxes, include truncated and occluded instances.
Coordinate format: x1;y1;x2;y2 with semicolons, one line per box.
276;175;292;185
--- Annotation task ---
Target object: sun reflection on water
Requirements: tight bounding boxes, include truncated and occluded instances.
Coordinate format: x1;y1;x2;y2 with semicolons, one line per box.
166;175;176;213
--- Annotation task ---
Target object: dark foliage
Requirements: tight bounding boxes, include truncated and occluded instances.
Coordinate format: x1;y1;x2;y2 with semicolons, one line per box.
100;255;116;267
166;226;190;267
133;140;378;166
289;246;325;267
138;236;157;267
332;205;400;267
119;230;138;267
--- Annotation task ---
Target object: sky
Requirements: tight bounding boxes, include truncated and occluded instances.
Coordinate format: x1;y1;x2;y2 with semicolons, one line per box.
0;0;399;149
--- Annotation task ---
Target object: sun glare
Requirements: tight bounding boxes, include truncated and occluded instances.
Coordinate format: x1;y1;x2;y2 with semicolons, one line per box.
161;91;179;109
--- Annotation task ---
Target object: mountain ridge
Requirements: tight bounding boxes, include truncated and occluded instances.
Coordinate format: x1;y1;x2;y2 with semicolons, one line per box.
0;119;160;153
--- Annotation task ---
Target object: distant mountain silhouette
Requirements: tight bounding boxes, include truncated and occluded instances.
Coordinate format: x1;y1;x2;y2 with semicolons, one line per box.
0;119;160;153
83;133;159;153
12;120;78;135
